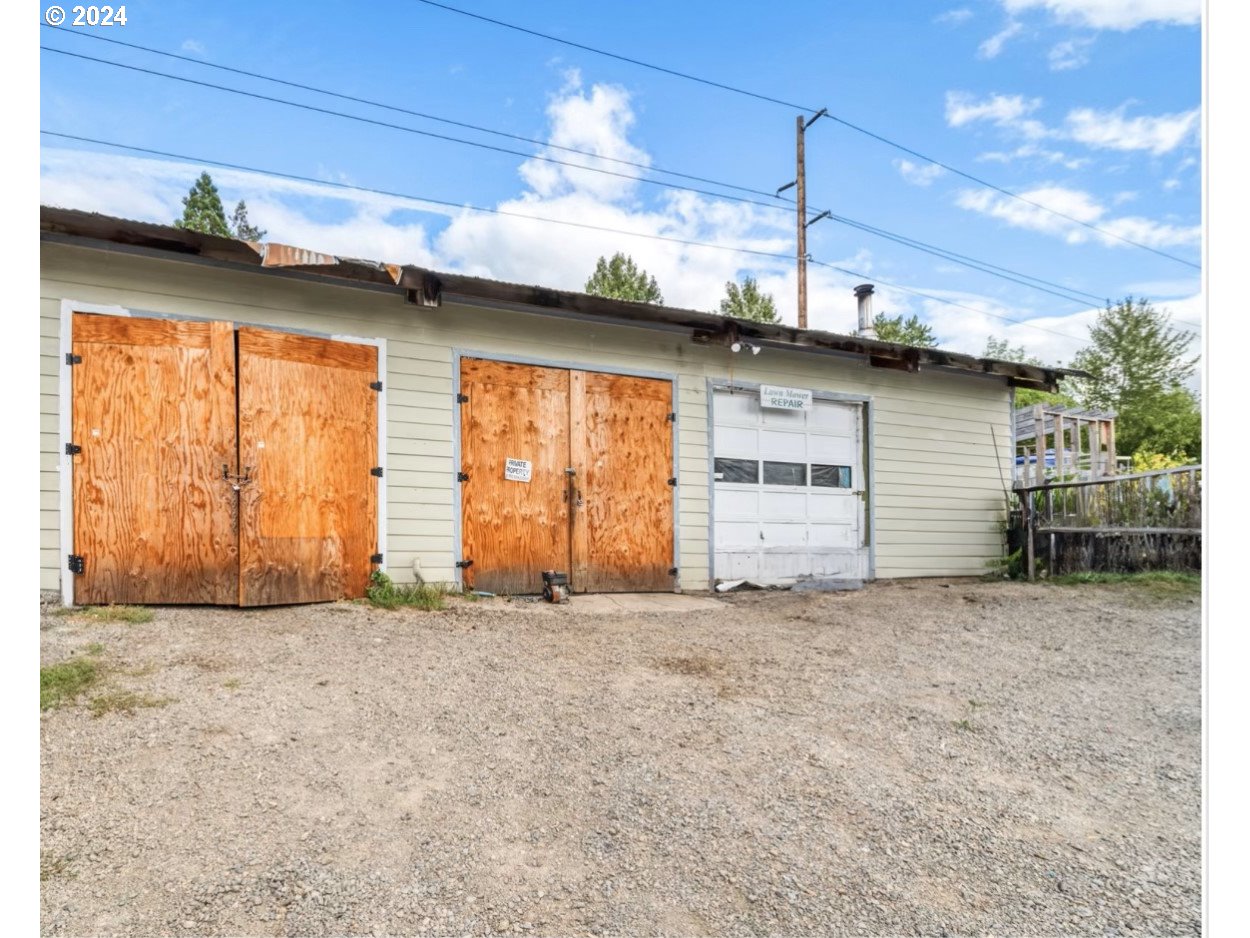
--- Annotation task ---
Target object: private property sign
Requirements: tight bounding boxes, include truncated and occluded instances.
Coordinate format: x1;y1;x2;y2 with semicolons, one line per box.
504;457;532;483
760;385;813;411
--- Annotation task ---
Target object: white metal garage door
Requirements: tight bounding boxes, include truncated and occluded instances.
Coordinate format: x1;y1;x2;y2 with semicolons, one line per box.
712;387;867;583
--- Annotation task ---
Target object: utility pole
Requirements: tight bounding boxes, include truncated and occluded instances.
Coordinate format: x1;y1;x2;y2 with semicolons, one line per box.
796;115;807;329
778;108;829;330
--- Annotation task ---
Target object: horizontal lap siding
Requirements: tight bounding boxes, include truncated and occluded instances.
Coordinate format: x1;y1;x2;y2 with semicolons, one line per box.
39;306;61;592
41;244;1013;594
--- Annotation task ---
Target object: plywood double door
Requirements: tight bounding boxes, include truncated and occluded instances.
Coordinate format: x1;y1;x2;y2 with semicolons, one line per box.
69;313;379;606
459;358;675;594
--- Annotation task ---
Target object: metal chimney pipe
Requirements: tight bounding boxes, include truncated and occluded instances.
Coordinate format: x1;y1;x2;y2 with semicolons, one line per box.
854;284;876;337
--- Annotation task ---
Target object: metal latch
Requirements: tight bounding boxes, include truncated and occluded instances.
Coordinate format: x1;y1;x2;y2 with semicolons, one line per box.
67;554;85;575
457;472;469;482
455;559;474;569
65;443;82;455
370;467;384;477
222;465;253;490
370;553;383;564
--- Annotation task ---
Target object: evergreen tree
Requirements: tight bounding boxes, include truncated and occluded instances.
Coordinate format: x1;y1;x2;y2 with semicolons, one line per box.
719;276;779;323
174;172;231;238
174;173;267;241
229;200;266;241
585;253;664;304
872;312;937;347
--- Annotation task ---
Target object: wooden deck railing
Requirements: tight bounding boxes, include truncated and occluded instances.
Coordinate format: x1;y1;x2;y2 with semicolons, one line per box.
1016;466;1202;580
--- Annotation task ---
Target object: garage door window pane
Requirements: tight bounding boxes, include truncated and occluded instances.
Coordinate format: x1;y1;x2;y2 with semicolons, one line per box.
762;461;806;486
714;457;759;483
811;464;852;488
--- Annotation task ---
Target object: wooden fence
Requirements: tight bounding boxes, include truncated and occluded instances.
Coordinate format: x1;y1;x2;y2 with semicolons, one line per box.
1016;466;1202;579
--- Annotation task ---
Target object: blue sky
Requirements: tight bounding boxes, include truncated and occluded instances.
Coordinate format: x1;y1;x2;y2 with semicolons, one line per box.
38;0;1202;365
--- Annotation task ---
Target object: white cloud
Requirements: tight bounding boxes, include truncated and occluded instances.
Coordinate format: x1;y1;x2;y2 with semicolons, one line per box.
41;76;1195;365
936;8;974;24
894;159;946;186
999;0;1200;30
39;148;447;264
1162;178;1181;190
922;293;1102;365
978;21;1024;58
1048;37;1094;70
977;143;1089;170
957;184;1200;248
945;91;1043;128
180;39;205;56
1064;105;1200;154
947;91;1199;157
517;71;652;202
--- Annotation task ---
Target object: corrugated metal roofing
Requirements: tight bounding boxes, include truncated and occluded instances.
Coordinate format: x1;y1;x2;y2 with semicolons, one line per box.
40;205;1085;391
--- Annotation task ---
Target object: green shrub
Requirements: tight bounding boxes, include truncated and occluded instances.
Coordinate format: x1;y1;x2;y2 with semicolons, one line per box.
365;571;447;611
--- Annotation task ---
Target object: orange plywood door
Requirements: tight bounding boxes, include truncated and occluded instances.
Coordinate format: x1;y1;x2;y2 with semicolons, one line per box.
459;359;572;595
71;313;239;604
572;371;675;592
237;327;378;606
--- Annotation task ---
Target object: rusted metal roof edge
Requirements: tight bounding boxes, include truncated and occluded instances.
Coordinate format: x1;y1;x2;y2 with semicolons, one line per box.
40;205;1085;390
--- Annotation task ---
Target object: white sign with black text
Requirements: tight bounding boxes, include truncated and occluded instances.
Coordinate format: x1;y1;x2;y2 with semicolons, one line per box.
759;385;813;412
504;458;533;483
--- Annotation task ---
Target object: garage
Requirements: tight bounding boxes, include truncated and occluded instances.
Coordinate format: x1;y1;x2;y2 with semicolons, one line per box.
66;309;382;606
44;209;1074;602
457;357;676;594
711;383;869;584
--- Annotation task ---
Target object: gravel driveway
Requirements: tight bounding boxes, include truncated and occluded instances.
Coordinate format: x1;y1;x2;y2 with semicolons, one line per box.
40;579;1201;937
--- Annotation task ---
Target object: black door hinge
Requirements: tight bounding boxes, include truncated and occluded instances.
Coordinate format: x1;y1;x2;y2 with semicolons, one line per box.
65;353;81;365
666;412;676;422
65;443;81;455
370;552;384;564
456;393;469;403
667;477;677;486
67;554;85;575
457;471;469;482
669;567;678;576
370;467;384;477
455;559;474;569
369;380;383;391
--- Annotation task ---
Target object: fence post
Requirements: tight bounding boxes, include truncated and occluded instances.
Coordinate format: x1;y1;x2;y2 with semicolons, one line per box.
1045;487;1055;576
1025;489;1036;581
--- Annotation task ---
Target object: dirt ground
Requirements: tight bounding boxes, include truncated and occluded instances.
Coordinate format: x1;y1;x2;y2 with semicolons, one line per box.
39;579;1201;937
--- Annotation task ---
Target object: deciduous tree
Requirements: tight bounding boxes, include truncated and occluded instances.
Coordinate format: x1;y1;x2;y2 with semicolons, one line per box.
873;312;937;347
585;253;664;304
1069;297;1200;460
719;276;779;323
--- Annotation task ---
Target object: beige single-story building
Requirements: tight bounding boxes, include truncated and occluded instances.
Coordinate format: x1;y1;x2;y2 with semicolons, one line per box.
40;206;1073;605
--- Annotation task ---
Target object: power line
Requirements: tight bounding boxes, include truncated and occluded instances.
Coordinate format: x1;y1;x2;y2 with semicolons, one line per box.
409;0;1201;271
40;24;782;203
412;0;809;111
39;130;1093;345
819;211;1110;308
39;42;1131;315
40;46;792;216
